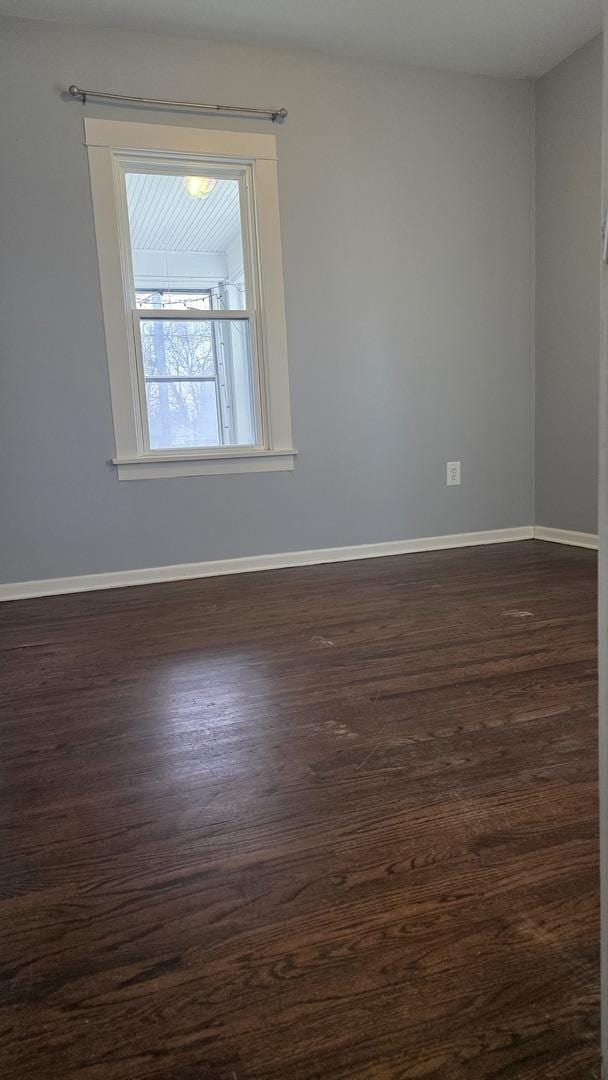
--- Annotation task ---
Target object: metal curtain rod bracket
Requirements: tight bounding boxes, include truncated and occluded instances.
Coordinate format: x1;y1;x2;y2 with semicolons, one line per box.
67;84;287;122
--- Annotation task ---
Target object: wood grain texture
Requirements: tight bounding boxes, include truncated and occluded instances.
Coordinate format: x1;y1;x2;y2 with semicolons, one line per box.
0;540;600;1079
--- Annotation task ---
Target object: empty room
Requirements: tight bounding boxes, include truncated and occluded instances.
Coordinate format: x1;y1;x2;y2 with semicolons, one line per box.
0;1;605;1077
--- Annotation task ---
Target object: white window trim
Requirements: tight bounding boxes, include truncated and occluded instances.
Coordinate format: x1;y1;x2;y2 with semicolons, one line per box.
84;118;296;479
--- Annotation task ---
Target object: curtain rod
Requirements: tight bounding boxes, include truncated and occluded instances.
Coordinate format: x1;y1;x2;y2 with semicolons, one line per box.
68;85;287;122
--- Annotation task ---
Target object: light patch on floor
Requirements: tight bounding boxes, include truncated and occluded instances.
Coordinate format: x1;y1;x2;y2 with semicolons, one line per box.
310;635;336;648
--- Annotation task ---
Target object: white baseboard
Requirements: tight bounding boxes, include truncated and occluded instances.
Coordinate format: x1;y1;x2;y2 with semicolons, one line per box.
533;526;598;550
0;526;535;602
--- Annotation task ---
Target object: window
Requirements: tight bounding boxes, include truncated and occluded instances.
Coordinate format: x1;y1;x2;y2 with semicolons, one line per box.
134;290;252;450
85;120;295;478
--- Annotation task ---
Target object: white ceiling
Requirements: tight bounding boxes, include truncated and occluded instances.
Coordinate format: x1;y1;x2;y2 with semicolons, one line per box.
0;0;602;78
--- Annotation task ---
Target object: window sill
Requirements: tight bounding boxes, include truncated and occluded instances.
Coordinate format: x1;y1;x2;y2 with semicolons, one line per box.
112;448;297;480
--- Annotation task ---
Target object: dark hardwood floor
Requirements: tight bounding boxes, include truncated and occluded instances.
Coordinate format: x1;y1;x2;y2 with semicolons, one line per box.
0;540;600;1079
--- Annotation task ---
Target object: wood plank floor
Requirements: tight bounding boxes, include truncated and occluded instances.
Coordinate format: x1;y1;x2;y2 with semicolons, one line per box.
0;540;600;1079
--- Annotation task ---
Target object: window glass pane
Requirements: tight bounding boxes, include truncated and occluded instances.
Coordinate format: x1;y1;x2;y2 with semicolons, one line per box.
136;289;212;311
139;318;257;450
146;380;220;449
140;318;216;379
125;172;246;310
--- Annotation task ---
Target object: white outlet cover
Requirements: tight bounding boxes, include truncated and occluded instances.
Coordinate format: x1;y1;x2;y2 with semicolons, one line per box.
447;461;461;486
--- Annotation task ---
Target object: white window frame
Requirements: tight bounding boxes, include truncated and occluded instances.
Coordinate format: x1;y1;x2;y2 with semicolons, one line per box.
84;118;296;479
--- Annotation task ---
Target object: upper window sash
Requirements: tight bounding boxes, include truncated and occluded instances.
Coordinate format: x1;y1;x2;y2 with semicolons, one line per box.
117;158;255;317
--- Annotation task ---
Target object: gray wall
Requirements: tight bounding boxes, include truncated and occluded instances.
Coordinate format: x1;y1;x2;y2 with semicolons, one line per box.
535;35;603;535
0;16;535;583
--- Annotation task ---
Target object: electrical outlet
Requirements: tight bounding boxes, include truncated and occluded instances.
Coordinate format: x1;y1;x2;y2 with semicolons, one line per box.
447;461;461;486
